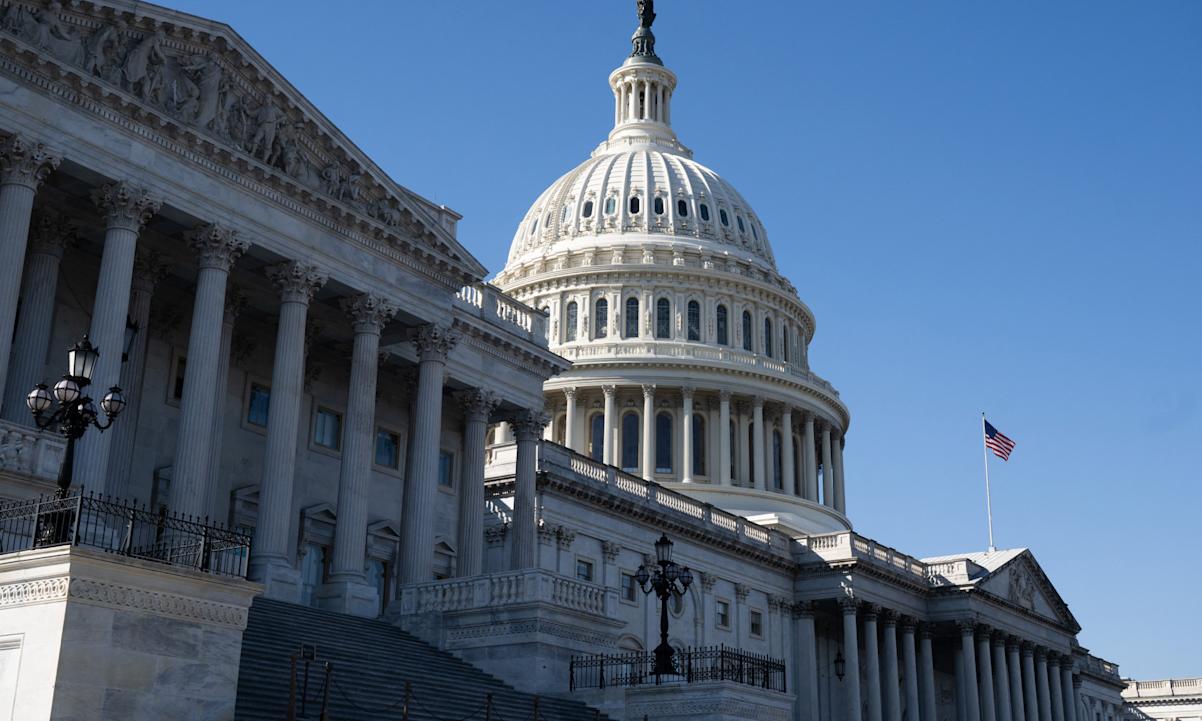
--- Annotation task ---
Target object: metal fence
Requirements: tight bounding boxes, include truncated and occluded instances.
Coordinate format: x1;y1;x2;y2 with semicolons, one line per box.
0;490;251;578
569;645;787;692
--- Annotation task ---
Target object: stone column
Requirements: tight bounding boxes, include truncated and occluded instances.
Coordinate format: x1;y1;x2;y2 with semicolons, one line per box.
841;600;864;721
511;411;546;570
74;183;160;496
681;386;694;482
821;424;835;507
1036;650;1054;721
795;602;820;720
736;403;750;484
641;384;655;479
169;224;248;519
1060;662;1076;721
399;324;459;584
978;628;998;721
803;414;818;500
956;645;968;721
1071;678;1082;721
959;621;983;721
780;408;795;495
107;249;168;500
752;396;765;489
835;433;847;513
993;635;1014;721
1048;656;1064;721
602;384;616;466
249;262;327;598
863;606;883;721
918;627;938;721
901;620;920;721
320;294;396;615
0;135;59;409
456;390;496;577
1009;638;1027;721
201;284;245;519
718;390;731;486
563;387;577;451
881;611;901;721
3;211;71;424
1022;644;1040;721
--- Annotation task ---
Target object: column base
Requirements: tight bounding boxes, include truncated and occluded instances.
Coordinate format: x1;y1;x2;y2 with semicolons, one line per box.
248;555;303;604
315;576;380;618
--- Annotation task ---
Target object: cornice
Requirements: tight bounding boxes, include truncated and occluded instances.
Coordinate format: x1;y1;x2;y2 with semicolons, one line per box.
451;316;570;380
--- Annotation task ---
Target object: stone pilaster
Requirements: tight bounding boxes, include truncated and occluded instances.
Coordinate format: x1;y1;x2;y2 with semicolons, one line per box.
511;410;547;570
456;389;497;577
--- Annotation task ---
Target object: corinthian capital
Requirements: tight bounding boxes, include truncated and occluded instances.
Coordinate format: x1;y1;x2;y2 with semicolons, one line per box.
457;388;498;423
189;223;248;271
131;247;169;293
267;261;327;304
28;209;74;258
412;323;460;361
341;293;397;334
92;182;161;232
511;409;550;441
0;134;61;189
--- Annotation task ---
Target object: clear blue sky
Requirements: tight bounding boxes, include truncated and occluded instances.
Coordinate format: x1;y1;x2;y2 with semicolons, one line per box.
171;1;1201;678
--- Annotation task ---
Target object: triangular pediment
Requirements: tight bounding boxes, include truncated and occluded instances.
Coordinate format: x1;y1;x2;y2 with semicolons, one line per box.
977;551;1079;632
0;0;486;283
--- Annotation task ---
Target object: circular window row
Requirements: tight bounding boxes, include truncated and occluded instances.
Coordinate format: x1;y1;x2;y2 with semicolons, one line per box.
529;196;760;241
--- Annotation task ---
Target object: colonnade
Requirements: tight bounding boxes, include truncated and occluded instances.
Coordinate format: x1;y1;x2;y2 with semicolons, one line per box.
614;75;670;126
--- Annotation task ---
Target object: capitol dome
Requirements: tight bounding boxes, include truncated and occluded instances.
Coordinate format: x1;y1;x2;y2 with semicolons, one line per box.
494;3;851;537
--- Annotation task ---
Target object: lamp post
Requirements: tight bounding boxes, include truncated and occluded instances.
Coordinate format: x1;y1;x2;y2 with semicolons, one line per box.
26;336;126;498
635;533;693;678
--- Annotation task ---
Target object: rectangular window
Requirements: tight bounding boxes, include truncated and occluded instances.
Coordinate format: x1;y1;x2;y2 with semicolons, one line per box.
374;429;400;469
314;407;342;450
621;572;638;602
247;383;270;427
576;559;594;582
749;609;764;638
438;450;454;487
716;600;731;629
171;355;187;401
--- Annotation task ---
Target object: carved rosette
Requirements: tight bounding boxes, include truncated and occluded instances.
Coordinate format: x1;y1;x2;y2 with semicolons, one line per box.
92;182;161;232
0;134;61;189
266;261;327;304
412;323;460;362
457;388;498;424
511;410;549;441
131;247;169;293
189;223;248;272
340;293;397;335
27;209;74;258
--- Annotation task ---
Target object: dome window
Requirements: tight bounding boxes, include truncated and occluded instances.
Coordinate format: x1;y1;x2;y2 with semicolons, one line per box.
699;204;710;222
582;200;594;218
629;196;641;214
741;311;753;352
677;200;688;217
720;209;729;227
764;318;773;357
655;298;671;339
687;300;701;341
530;218;538;234
624;297;639;338
565;302;578;342
561;205;570;223
751;223;758;241
716;304;729;345
653;197;665;215
605;197;617;215
595;298;609;339
736;215;746;233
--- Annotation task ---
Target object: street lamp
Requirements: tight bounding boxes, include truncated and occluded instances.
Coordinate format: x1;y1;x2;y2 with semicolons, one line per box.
27;336;126;498
635;533;693;677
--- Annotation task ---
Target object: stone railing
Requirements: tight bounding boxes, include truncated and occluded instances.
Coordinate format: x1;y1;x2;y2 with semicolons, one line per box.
456;282;549;348
1124;677;1202;699
397;568;614;619
540;442;794;558
1081;653;1121;680
797;531;930;584
0;419;65;485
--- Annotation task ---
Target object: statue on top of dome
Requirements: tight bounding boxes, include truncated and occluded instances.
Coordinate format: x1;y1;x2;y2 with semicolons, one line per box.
637;0;656;29
630;0;661;64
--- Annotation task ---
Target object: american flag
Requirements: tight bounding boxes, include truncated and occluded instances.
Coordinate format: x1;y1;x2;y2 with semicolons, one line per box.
984;420;1016;461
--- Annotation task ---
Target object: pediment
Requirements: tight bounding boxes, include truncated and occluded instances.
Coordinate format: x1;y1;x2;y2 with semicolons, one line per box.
0;0;485;283
978;551;1079;632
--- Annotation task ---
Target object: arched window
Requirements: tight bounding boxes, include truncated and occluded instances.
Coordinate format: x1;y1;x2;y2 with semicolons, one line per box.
676;199;688;217
595;298;608;339
699;203;710;222
772;430;783;490
624;297;639;338
655;412;673;473
742;311;753;351
687;300;701;341
582;200;594;218
719;209;729;227
728;420;737;481
736;215;745;233
565;301;578;342
782;326;790;363
653;197;665;215
716;305;729;345
621;413;640;472
604;196;617;215
589;414;604;462
747;423;755;480
693;415;706;476
629;196;641;214
764;318;773;357
656;298;671;339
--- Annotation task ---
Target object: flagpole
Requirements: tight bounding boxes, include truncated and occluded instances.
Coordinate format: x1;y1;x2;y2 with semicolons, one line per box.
982;412;996;552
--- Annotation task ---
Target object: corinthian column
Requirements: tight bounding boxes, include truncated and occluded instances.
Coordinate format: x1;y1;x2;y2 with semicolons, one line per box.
919;627;938;721
901;619;921;721
563;387;577;451
456;389;496;577
1022;644;1039;721
959;621;982;721
751;396;765;489
602;384;616;466
3;211;72;424
1036;649;1053;721
681;386;694;482
1061;662;1077;721
320;294;396;616
821;424;834;507
249;262;327;599
841;599;864;721
0;134;59;409
803;413;818;500
718;390;731;485
1009;638;1027;721
169;224;248;519
511;410;547;570
835;433;847;513
881;611;901;721
993;635;1013;721
1048;656;1064;721
74;182;160;496
641;384;655;479
780;408;795;495
795;602;819;719
201;284;245;519
978;628;998;721
863;605;883;721
399;323;459;584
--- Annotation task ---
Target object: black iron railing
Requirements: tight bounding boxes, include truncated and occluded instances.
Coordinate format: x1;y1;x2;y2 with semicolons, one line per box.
569;645;787;692
0;490;251;578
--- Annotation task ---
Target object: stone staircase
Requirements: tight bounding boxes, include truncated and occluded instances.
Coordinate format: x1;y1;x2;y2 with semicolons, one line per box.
236;597;611;721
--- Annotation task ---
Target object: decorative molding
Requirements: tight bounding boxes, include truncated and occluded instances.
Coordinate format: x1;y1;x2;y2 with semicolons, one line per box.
67;577;248;628
189;222;247;272
413;323;460;362
267;261;327;304
340;293;398;334
92;181;161;232
0;577;69;607
0;131;60;188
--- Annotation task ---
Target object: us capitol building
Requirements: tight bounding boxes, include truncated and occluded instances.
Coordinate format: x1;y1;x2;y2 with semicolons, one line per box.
0;1;1179;720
